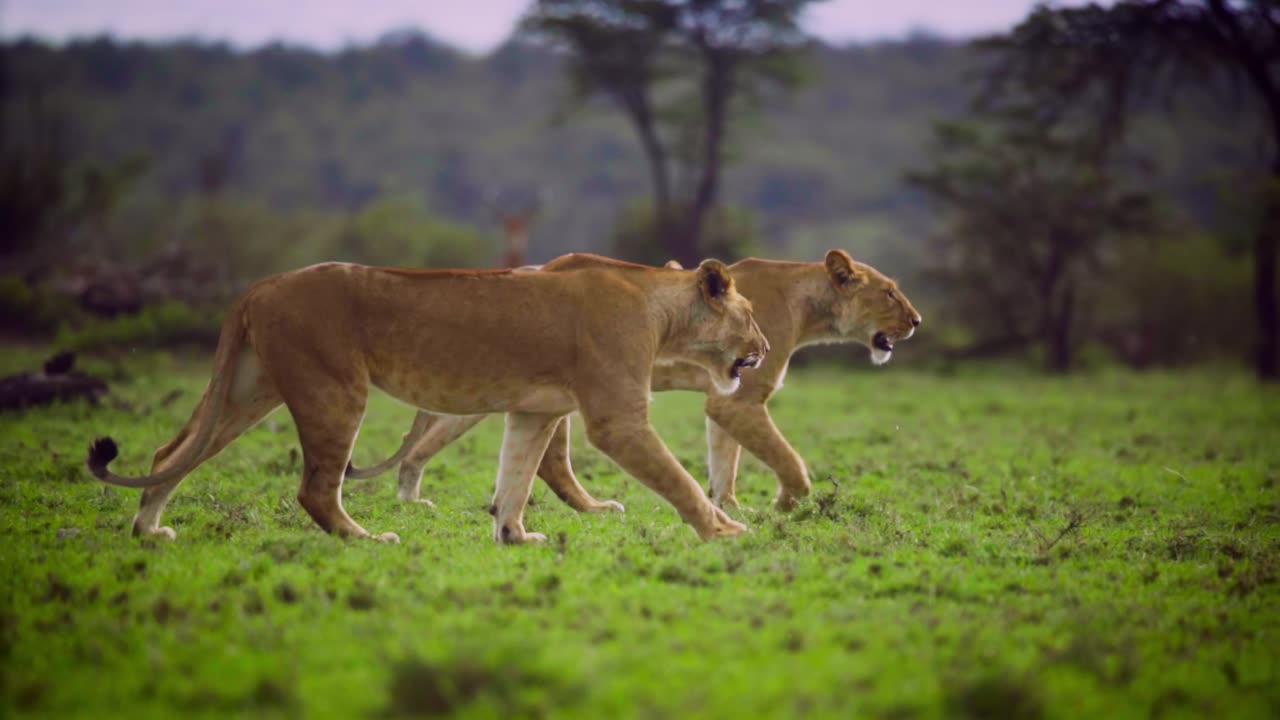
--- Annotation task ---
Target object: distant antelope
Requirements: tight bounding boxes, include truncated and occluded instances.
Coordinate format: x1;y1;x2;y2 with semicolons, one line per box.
498;212;532;269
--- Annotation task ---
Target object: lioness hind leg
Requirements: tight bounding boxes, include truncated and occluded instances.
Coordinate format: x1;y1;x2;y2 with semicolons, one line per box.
491;413;561;545
536;416;624;513
134;357;284;540
705;417;743;510
397;414;486;504
286;388;396;543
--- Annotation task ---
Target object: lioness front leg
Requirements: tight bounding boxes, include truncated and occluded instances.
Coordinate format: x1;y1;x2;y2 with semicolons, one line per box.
397;414;486;504
705;417;743;509
491;412;561;545
536;416;625;513
705;396;810;511
581;413;745;540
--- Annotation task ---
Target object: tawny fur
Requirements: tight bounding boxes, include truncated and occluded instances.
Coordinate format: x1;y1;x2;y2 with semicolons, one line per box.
85;258;769;544
355;250;921;512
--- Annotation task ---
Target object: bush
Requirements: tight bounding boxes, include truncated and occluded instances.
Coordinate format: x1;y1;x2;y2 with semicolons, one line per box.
611;201;764;266
1097;232;1252;368
338;194;498;269
0;275;86;335
55;301;223;352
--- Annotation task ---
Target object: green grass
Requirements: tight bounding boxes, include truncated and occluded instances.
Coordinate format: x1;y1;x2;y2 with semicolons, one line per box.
2;349;1278;719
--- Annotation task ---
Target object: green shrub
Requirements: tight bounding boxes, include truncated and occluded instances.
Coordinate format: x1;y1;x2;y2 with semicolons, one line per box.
338;194;498;269
0;275;86;335
55;301;222;352
611;201;764;266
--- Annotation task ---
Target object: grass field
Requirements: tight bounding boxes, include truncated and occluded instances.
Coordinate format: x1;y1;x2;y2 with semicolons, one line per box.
2;349;1278;719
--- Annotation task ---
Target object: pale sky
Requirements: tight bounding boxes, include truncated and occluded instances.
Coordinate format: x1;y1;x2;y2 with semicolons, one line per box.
1;1;1081;53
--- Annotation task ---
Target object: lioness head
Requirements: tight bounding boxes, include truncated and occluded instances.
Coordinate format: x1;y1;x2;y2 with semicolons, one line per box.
824;249;922;365
681;259;769;394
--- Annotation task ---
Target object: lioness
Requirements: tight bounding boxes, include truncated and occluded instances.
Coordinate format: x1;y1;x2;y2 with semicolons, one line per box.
351;250;920;512
86;259;769;544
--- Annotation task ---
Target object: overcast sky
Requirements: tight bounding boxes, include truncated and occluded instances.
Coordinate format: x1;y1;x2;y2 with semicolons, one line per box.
1;1;1086;53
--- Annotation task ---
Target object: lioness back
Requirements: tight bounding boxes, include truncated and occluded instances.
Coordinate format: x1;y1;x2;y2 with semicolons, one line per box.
242;262;677;416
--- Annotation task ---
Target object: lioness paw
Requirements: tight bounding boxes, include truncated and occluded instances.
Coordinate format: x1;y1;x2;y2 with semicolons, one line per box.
588;500;626;513
704;517;747;540
695;508;747;540
371;531;401;543
495;524;546;545
712;494;741;510
773;488;809;513
150;526;177;541
133;524;177;541
411;498;436;507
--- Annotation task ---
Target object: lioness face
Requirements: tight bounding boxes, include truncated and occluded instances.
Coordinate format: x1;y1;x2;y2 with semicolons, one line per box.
686;259;770;395
824;249;921;366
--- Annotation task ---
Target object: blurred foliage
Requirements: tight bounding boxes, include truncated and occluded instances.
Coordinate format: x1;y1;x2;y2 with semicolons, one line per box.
54;301;223;352
337;194;498;269
0;275;81;334
0;33;1256;262
0;30;1267;368
908;111;1158;372
521;0;819;267
611;199;763;265
1100;231;1253;368
975;0;1280;379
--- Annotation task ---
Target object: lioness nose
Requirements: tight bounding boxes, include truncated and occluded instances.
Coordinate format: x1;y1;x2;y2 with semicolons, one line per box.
912;316;921;328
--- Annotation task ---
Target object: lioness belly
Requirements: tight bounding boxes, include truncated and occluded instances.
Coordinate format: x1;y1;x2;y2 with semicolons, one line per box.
373;370;576;417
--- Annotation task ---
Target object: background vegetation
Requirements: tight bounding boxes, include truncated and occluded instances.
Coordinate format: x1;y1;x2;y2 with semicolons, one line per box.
1;1;1271;370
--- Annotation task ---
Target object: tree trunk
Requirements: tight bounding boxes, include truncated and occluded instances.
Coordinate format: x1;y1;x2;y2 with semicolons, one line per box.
631;101;680;264
1207;0;1280;380
1040;239;1073;373
677;53;732;268
1255;159;1279;381
1047;280;1075;374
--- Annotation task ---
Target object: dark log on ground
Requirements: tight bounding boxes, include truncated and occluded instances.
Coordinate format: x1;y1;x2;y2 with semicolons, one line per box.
0;352;108;411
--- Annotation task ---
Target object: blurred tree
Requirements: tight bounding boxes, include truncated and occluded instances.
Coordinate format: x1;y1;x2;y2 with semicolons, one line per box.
522;0;680;256
0;90;71;264
611;198;762;264
1;31;1259;324
978;0;1280;379
671;0;814;259
907;111;1156;372
337;194;498;269
522;0;817;266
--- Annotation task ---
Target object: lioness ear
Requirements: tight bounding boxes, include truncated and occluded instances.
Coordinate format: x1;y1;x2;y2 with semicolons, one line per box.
825;249;866;288
697;259;734;304
663;260;684;270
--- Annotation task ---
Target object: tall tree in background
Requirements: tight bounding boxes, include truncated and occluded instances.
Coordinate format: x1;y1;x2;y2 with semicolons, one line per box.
522;0;678;241
522;0;816;268
908;111;1155;372
979;0;1280;379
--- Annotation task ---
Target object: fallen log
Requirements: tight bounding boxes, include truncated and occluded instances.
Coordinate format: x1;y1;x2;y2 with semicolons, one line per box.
0;352;109;411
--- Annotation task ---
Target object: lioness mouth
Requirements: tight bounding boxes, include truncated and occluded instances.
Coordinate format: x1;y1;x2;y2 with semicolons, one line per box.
873;332;894;352
729;353;762;380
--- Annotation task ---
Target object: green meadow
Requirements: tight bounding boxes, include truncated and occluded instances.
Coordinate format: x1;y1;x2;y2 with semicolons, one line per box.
2;349;1277;719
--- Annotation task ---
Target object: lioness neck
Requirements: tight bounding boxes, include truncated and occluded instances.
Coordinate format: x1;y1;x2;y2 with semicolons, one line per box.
733;260;839;347
641;276;701;359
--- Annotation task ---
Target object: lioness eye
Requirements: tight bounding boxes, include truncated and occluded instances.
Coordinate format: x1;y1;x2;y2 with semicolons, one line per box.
886;290;895;300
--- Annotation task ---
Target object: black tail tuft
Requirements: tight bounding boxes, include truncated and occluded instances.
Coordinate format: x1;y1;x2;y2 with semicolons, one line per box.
87;437;119;478
345;461;355;477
